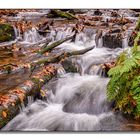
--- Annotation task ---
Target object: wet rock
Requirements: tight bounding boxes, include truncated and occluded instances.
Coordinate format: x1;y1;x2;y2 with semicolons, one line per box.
108;29;121;34
128;31;138;47
103;33;123;48
111;11;120;17
131;9;140;12
61;58;78;73
100;22;109;27
134;13;140;17
94;9;102;16
0;24;16;43
69;9;88;14
104;61;116;74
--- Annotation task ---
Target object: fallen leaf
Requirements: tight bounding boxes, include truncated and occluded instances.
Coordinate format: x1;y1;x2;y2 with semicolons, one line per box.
11;103;15;106
2;111;7;118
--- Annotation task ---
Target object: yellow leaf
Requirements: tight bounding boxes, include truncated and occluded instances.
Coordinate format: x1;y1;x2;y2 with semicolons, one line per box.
40;90;46;97
39;79;44;82
2;111;7;118
12;103;15;106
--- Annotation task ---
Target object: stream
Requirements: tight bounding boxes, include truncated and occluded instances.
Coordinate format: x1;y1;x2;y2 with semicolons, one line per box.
1;9;140;131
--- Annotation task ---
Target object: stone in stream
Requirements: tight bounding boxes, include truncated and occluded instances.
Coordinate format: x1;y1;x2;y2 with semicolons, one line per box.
102;32;123;48
68;9;88;14
61;58;78;73
111;11;120;17
0;24;16;43
128;31;136;47
94;9;102;16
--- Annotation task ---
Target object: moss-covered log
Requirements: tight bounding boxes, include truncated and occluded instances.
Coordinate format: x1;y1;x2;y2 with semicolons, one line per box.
49;10;77;20
35;46;94;67
38;35;75;54
0;64;57;129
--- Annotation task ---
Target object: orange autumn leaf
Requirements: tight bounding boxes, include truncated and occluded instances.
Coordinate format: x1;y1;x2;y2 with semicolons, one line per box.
24;81;33;88
12;88;24;95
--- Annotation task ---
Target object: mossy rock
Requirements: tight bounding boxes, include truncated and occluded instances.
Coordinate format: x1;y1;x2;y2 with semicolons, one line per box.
0;24;16;43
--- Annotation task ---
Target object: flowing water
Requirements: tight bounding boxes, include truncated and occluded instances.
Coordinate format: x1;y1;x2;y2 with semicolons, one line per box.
1;9;139;131
2;26;129;131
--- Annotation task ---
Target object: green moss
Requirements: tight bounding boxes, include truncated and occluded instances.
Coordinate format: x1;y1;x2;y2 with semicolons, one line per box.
50;10;77;20
0;24;16;43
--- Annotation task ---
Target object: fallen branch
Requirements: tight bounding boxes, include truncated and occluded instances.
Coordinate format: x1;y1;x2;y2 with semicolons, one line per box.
34;46;94;67
30;46;94;77
38;35;75;54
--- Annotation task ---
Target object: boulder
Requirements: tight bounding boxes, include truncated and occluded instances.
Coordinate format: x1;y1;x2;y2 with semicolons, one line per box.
0;24;16;43
111;11;120;17
94;9;102;16
103;33;123;48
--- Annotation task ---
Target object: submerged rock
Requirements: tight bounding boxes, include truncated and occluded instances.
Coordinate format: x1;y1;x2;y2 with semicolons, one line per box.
0;24;16;43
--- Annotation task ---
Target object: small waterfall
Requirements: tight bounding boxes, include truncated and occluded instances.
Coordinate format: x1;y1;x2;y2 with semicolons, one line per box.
2;26;128;131
88;64;105;76
17;12;47;20
122;37;128;48
57;66;66;77
49;27;74;42
2;74;122;131
75;31;96;47
22;27;43;44
122;30;131;48
55;27;74;41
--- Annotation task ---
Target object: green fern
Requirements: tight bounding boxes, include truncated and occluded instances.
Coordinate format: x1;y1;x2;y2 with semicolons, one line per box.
107;30;140;119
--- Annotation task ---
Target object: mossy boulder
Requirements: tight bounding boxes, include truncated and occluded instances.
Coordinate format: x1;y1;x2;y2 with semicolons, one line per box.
0;24;16;43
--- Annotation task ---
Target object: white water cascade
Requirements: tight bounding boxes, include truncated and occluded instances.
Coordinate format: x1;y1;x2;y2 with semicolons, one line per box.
2;27;128;131
21;27;44;44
